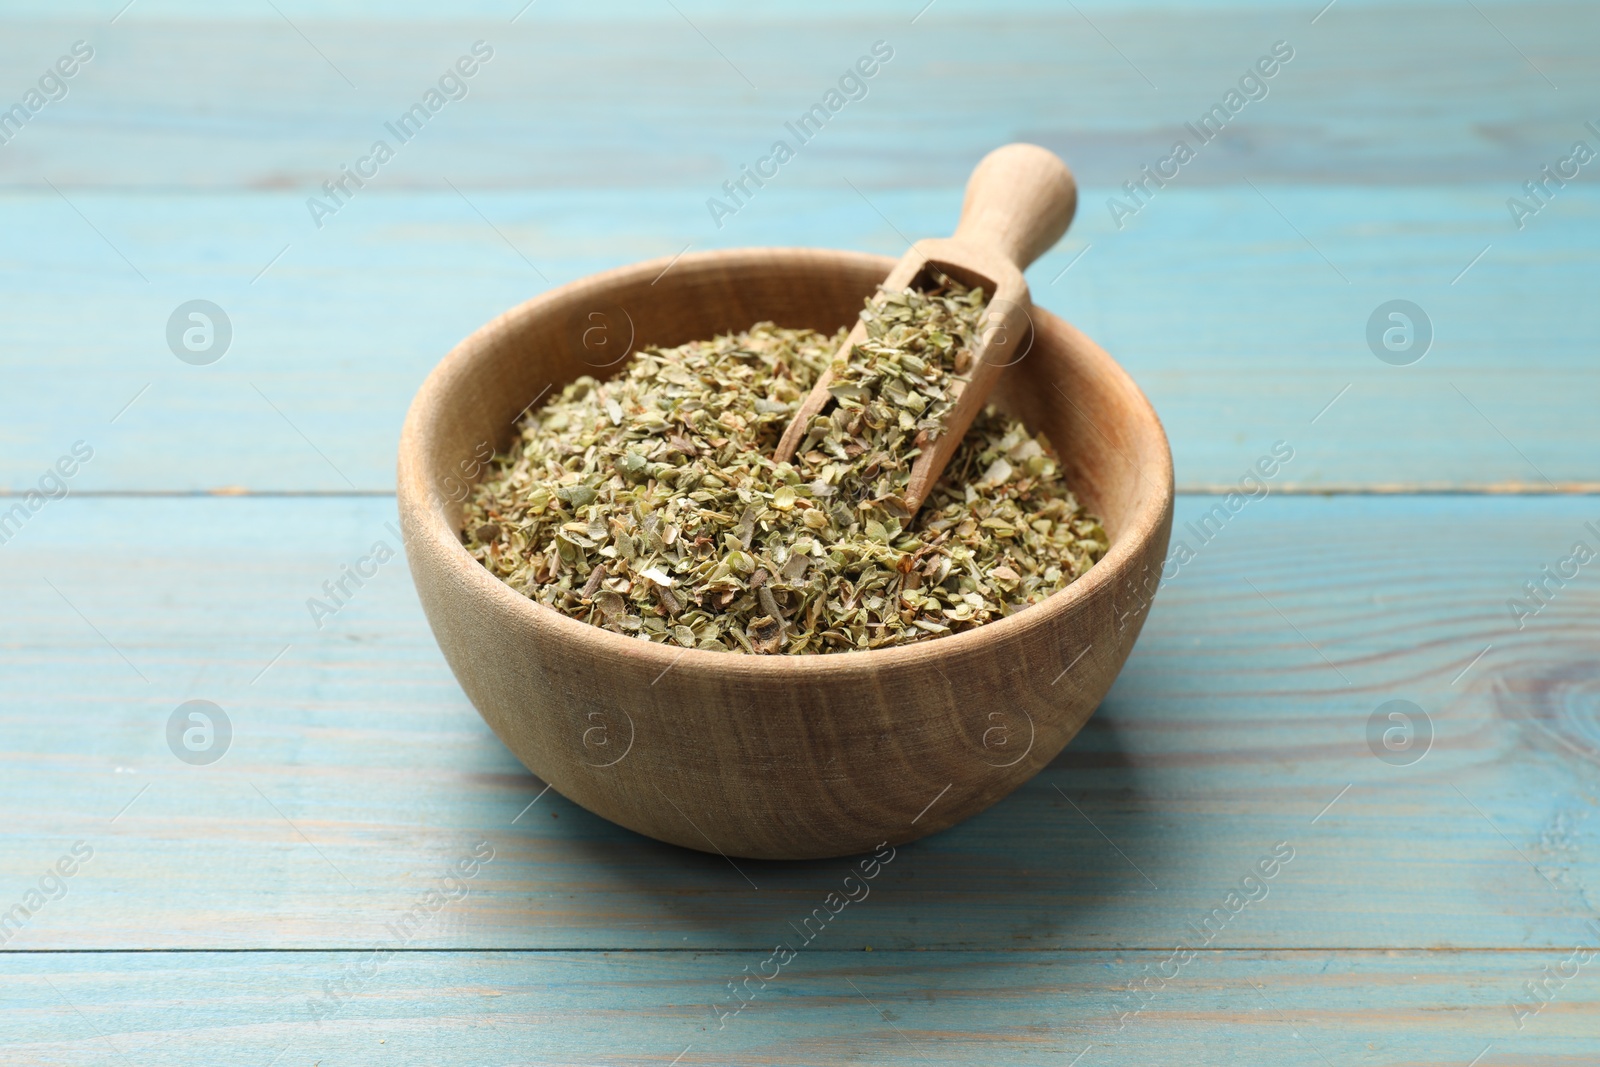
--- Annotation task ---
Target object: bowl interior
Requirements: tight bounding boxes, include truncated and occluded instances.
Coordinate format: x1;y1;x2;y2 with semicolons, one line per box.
408;247;1168;561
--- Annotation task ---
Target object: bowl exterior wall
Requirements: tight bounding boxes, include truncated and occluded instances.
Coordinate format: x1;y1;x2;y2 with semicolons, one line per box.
399;250;1172;860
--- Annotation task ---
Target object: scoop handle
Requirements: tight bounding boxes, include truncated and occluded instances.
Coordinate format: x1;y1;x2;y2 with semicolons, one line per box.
950;143;1077;270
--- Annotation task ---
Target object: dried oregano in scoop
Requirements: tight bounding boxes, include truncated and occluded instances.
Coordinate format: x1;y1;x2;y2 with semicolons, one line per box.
460;278;1108;654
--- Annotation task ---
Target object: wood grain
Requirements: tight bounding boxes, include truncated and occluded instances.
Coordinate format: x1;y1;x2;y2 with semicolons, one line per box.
0;186;1593;494
1;6;1594;191
1;5;1597;492
2;495;1596;950
7;950;1597;1066
3;0;1599;1059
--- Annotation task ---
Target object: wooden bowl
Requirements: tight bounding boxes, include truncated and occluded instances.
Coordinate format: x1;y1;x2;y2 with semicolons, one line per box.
397;248;1173;860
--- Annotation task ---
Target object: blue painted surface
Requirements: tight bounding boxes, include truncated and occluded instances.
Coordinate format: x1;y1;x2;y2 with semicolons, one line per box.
2;2;1598;1063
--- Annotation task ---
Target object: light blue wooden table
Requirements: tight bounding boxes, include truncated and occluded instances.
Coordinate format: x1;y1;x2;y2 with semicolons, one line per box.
3;1;1598;1063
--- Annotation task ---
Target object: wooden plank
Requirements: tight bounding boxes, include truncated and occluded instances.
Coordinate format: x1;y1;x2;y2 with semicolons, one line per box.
1;5;1592;190
0;0;1541;18
6;949;1597;1065
1;5;1596;492
2;5;1593;1061
2;494;1596;950
0;185;1595;494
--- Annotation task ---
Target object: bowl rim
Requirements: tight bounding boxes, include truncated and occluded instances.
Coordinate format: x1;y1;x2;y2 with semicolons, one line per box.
398;246;1173;678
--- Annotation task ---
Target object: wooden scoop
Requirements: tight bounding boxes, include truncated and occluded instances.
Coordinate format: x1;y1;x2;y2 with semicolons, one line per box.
774;142;1078;512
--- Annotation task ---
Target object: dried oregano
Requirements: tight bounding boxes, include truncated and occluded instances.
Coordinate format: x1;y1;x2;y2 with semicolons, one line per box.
461;278;1108;654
